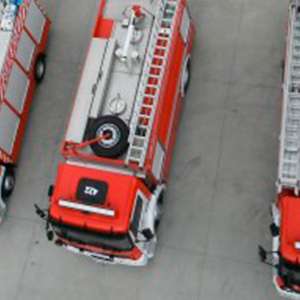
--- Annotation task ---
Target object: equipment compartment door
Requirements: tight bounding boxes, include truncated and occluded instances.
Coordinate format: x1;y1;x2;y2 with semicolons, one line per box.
180;7;191;44
25;0;46;44
16;30;36;72
0;103;20;155
5;63;30;114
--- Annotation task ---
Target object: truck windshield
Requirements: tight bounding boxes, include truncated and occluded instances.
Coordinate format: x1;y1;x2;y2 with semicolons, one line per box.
51;221;133;252
279;258;300;287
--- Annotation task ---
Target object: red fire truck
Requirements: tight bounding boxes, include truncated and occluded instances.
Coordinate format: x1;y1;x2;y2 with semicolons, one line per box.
259;0;300;298
0;0;50;222
37;0;195;266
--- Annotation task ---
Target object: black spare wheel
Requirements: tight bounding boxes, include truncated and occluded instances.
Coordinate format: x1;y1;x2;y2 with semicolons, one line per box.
1;166;15;202
87;116;129;158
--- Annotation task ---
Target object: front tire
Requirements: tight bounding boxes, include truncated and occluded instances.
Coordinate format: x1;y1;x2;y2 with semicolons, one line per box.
154;192;164;230
1;167;15;202
34;54;46;83
181;56;191;97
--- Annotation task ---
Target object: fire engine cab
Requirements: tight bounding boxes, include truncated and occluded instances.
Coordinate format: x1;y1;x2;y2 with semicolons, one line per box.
259;0;300;298
40;0;195;266
0;0;50;222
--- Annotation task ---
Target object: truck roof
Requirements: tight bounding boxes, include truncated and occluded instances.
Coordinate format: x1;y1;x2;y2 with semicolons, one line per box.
50;162;141;234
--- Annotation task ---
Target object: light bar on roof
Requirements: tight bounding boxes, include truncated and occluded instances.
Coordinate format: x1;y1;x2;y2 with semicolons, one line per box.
59;200;115;217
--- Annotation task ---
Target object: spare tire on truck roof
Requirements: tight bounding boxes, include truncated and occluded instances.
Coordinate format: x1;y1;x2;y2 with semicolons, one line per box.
86;115;129;158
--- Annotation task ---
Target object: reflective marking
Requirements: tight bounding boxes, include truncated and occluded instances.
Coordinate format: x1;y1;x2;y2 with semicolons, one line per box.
59;199;115;217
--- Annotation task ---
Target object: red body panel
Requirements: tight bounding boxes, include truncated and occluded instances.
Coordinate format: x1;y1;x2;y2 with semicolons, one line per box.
93;2;114;39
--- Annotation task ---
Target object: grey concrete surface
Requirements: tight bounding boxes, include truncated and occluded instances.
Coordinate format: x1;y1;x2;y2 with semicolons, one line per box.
0;0;289;299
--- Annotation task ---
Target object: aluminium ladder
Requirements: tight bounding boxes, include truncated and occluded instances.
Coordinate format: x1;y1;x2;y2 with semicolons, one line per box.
278;0;300;193
125;0;178;168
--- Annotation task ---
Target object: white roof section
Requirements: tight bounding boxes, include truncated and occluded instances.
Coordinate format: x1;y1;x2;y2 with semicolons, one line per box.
65;0;158;144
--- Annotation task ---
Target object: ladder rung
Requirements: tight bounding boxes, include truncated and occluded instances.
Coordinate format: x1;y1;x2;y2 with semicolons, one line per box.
290;92;300;99
153;54;166;59
157;36;170;42
133;136;146;142
288;110;300;115
150;64;163;69
292;62;300;68
162;18;172;23
294;51;300;57
130;146;144;151
137;125;149;130
290;103;300;110
139;114;151;119
144;92;157;97
146;84;159;89
292;74;300;80
159;28;171;35
149;74;162;79
128;157;141;163
292;80;300;86
294;48;300;54
155;45;168;51
142;93;155;99
165;9;175;15
141;104;154;109
285;146;299;152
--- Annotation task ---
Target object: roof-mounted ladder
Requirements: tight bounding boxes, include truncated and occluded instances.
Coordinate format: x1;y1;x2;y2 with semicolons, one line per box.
125;0;178;167
278;0;300;194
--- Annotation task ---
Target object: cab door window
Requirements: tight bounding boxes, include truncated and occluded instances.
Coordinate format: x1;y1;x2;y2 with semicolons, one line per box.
130;195;143;237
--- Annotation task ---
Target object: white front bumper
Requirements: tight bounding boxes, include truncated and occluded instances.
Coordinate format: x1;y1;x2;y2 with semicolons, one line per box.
63;244;150;267
274;276;300;300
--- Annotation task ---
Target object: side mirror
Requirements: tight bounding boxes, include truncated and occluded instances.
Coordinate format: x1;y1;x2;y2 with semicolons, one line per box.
258;245;279;268
270;223;279;237
142;228;154;241
47;230;54;241
258;245;267;262
34;204;46;219
48;185;54;197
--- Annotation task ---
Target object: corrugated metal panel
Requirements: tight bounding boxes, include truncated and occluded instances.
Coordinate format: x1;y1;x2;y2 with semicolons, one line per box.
152;142;165;180
0;103;20;155
5;64;29;113
16;30;35;71
66;38;108;143
25;0;45;43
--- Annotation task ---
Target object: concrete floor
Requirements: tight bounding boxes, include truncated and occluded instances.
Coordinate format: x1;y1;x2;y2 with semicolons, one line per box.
0;0;289;299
